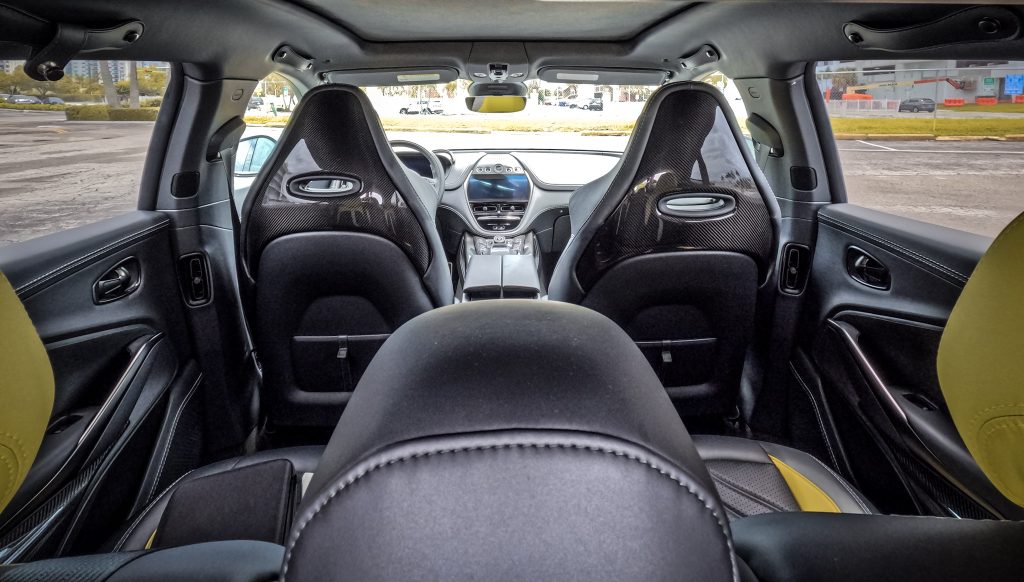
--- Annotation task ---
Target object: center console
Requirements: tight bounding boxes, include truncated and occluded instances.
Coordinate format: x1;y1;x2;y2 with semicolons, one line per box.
458;154;546;300
459;232;543;301
467;154;530;233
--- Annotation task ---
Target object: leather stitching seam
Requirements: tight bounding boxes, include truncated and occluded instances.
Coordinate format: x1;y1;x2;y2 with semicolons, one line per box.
149;375;202;506
707;467;791;513
15;221;169;296
818;214;967;283
282;441;738;582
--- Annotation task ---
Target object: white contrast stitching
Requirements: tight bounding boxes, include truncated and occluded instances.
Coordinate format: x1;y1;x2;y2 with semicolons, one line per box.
281;442;738;582
149;375;202;505
818;214;968;283
789;362;839;469
15;221;169;296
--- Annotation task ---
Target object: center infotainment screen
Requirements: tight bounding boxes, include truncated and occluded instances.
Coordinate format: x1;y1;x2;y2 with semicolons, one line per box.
467;174;530;202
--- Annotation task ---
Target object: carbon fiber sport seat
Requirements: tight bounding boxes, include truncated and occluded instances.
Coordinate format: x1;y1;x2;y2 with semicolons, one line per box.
240;84;454;428
548;81;779;416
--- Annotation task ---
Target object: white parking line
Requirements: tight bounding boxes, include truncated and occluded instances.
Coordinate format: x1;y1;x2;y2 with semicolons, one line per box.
839;146;1024;155
855;140;896;151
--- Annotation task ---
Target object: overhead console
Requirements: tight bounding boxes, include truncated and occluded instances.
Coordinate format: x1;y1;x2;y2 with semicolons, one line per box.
467;154;531;233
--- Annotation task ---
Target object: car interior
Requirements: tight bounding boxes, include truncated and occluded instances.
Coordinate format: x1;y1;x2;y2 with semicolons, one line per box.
0;1;1023;580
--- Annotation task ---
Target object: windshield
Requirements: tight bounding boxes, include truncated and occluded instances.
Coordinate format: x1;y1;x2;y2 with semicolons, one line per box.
360;80;656;152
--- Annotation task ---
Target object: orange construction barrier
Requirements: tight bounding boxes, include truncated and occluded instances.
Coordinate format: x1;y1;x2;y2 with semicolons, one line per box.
976;97;998;105
943;98;965;106
1013;95;1024;104
841;93;872;100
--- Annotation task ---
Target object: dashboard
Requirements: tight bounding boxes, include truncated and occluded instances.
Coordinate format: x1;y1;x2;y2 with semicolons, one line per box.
397;148;620;238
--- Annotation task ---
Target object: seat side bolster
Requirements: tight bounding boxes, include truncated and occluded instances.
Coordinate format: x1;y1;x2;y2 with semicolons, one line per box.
760;442;875;514
693;435;875;515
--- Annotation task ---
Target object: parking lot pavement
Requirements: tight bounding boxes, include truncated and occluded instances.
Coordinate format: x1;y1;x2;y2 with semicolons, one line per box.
1;111;1021;245
0;110;153;245
836;140;1024;237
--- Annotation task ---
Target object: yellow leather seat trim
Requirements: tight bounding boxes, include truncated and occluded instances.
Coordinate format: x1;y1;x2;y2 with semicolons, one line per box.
0;272;55;513
768;455;841;513
938;212;1024;507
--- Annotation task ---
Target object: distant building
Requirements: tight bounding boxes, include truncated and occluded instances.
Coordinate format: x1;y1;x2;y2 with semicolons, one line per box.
816;59;1024;102
0;60;16;74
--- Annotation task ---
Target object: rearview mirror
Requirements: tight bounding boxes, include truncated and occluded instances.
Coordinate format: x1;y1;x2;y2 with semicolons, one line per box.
464;96;527;113
465;82;528;113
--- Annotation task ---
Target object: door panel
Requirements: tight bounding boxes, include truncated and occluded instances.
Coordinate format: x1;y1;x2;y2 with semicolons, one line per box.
803;204;1023;519
0;211;201;561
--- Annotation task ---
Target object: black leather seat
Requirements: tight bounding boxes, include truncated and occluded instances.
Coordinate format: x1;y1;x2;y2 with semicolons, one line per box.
548;82;778;416
240;84;454;428
288;300;742;581
694;435;874;519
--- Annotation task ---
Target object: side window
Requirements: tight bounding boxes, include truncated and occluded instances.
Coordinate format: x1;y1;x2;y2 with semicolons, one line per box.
701;72;753;154
815;60;1024;237
235;136;277;175
0;59;169;247
234;73;300;215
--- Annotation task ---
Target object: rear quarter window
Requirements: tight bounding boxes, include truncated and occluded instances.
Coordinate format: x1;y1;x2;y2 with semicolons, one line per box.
816;60;1024;237
0;59;169;246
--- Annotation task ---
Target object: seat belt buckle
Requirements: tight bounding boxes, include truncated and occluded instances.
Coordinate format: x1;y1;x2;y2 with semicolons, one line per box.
336;336;353;391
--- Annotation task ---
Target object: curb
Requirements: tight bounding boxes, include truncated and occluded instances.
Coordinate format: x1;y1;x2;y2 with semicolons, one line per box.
581;130;631;137
865;133;935;141
836;133;1021;142
381;127;491;134
935;135;1007;141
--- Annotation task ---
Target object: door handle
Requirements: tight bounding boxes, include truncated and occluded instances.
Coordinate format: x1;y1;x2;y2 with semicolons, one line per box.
93;258;141;304
846;247;891;290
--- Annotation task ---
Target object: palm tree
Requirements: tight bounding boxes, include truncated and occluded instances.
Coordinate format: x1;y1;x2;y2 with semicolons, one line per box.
128;61;140;108
99;61;118;107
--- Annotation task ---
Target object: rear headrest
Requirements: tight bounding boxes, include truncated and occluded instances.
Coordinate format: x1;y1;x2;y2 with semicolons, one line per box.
0;272;54;514
287;301;736;581
938;212;1024;507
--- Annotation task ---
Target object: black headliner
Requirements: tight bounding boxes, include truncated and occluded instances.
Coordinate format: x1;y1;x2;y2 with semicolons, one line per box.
2;1;1024;83
290;0;696;42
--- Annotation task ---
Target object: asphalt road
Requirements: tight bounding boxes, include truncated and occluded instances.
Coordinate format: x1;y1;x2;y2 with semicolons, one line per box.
1;110;1021;246
0;110;150;245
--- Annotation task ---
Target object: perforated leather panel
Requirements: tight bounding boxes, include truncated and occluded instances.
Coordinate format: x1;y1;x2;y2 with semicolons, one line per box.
243;86;430;275
706;460;800;519
575;89;773;290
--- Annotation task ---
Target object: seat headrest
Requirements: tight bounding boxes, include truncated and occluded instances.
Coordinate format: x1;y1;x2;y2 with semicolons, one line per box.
0;272;54;513
287;301;736;581
550;81;776;303
938;212;1024;507
240;84;433;278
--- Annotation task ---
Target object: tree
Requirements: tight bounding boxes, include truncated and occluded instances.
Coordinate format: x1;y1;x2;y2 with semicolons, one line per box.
99;60;118;107
826;68;860;98
136;65;167;95
128;61;140;108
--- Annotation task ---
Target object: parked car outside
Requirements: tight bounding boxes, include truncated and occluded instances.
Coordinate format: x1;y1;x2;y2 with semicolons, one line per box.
898;97;936;113
580;97;604;111
399;98;443;114
5;95;42;105
41;96;65;105
247;96;264;111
